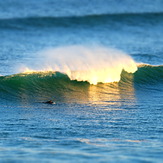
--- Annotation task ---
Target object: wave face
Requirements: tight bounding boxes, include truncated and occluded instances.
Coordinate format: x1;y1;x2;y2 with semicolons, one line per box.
0;64;162;104
134;64;163;85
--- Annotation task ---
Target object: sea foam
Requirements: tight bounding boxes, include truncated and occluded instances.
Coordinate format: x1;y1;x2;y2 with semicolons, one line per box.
22;45;137;84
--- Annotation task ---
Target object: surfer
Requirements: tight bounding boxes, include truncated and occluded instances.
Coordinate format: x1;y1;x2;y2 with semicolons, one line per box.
44;100;54;104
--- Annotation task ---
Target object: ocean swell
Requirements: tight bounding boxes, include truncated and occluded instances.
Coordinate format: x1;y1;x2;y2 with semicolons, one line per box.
0;12;163;29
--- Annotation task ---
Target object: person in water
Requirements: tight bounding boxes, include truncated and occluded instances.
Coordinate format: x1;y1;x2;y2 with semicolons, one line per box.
44;100;54;104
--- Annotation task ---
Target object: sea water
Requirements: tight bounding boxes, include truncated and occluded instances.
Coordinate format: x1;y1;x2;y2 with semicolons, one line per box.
0;0;163;162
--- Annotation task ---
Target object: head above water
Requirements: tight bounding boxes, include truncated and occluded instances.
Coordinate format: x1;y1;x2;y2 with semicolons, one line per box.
44;100;53;104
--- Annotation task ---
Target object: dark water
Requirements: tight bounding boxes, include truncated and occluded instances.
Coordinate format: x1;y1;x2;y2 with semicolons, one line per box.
0;0;163;162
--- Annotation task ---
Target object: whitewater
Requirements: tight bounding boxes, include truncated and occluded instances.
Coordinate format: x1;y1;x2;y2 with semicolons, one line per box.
20;45;137;84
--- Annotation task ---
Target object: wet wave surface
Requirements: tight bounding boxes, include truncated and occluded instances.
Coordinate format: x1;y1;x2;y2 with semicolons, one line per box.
0;64;162;104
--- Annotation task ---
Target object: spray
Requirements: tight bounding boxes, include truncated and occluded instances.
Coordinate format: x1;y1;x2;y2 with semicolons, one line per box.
22;45;137;84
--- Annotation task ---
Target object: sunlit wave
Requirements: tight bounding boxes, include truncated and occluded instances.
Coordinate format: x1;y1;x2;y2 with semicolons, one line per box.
20;45;137;84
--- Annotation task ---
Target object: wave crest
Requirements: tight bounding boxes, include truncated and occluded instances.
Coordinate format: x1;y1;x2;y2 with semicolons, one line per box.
21;45;137;84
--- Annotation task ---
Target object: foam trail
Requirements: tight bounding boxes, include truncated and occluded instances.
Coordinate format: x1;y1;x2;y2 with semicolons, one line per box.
22;45;137;84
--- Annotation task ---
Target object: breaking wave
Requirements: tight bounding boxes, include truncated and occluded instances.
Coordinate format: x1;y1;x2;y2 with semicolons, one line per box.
0;45;162;103
0;64;162;103
19;45;137;85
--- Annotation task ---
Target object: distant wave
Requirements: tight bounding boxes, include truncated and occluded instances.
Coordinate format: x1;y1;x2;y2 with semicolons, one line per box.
0;12;163;29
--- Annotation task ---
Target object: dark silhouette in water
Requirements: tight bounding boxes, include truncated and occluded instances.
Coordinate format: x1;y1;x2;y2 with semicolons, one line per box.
44;100;54;104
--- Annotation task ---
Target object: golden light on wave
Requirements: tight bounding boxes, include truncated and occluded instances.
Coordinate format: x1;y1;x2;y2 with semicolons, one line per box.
22;67;54;74
19;45;138;85
18;67;137;105
23;67;36;74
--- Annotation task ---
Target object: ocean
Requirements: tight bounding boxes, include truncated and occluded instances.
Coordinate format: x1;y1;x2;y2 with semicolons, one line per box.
0;0;163;162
